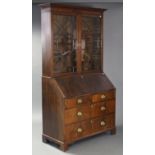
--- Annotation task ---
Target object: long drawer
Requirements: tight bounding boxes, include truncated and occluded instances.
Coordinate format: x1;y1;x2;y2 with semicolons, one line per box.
65;114;115;142
64;100;115;125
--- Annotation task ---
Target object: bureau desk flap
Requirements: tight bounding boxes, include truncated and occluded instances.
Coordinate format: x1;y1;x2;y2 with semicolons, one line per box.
51;73;115;98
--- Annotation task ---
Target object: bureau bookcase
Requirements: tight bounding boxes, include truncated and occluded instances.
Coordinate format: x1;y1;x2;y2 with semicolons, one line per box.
40;3;116;151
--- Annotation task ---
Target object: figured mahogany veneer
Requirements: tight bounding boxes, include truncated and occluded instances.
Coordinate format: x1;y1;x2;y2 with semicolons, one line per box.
64;99;115;124
92;91;115;103
42;74;116;151
40;4;116;152
65;114;115;142
65;90;115;109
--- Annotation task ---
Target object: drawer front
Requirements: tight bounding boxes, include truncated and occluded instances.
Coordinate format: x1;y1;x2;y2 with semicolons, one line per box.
64;100;115;124
91;114;115;132
65;91;115;109
92;91;115;103
91;100;115;117
65;95;91;109
64;105;91;125
65;114;115;142
65;120;92;141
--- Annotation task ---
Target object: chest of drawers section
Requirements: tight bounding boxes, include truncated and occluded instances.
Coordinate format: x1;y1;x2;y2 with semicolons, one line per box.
64;90;116;143
42;74;116;151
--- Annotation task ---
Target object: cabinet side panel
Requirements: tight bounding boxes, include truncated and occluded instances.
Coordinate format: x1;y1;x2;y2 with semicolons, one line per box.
42;77;64;141
41;8;53;77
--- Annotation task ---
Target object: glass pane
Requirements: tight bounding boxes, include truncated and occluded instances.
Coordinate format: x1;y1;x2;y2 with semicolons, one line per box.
53;15;77;73
81;16;101;71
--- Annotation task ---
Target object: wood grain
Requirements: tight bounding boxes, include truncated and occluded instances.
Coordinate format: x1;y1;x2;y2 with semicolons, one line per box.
41;4;116;152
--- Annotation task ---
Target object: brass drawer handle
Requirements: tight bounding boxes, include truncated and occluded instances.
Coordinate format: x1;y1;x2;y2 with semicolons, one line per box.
77;128;83;133
77;111;82;116
77;99;83;104
100;106;106;111
101;94;106;99
100;121;106;126
90;104;94;108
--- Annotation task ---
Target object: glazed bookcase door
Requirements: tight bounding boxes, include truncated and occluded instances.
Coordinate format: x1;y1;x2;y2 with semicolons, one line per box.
81;15;102;72
52;14;77;73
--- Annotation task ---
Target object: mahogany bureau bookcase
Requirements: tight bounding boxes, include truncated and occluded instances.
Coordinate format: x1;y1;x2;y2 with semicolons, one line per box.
40;3;116;151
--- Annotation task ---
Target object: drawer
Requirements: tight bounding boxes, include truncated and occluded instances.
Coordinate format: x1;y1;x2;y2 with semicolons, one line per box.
91;100;115;117
65;95;91;109
64;100;115;124
64;114;115;142
92;91;115;103
64;105;91;125
91;114;115;132
65;120;92;141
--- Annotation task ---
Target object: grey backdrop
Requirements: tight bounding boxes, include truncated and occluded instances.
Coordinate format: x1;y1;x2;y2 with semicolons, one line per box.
32;2;123;155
